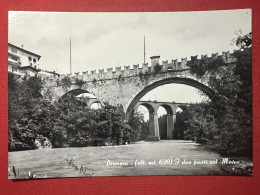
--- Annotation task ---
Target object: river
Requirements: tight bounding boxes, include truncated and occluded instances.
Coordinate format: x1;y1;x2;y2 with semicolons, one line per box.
8;140;225;179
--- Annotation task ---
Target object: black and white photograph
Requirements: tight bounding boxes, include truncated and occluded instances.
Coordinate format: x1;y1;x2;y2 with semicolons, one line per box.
8;9;252;179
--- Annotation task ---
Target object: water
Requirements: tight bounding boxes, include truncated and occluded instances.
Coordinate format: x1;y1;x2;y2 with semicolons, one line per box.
8;140;224;179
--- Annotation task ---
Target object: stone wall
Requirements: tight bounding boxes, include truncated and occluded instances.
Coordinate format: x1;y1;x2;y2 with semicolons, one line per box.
42;51;235;83
40;51;237;118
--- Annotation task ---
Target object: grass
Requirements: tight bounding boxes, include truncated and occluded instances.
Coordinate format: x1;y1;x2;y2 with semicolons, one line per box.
9;155;94;179
8;165;47;179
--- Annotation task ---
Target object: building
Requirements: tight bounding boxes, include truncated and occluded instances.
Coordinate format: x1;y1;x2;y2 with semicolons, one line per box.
8;43;60;79
8;43;41;77
38;69;60;78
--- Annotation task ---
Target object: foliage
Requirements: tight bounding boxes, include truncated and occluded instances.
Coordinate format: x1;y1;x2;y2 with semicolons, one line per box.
128;111;144;142
139;71;151;82
8;74;141;151
75;78;85;88
183;32;252;158
140;121;149;140
153;64;162;76
174;111;186;139
8;32;252;160
8;74;44;151
188;56;226;78
233;31;252;49
8;165;19;179
8;165;48;179
60;76;72;92
158;115;167;139
48;97;135;147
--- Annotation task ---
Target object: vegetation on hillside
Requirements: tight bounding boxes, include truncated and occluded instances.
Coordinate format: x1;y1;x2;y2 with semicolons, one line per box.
8;75;142;151
183;32;252;158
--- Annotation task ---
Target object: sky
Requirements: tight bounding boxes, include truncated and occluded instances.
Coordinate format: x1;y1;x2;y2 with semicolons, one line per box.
8;9;251;116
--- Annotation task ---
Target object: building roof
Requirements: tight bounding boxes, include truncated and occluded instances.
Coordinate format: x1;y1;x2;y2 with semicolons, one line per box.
8;43;41;60
39;69;60;76
19;66;40;72
8;71;23;77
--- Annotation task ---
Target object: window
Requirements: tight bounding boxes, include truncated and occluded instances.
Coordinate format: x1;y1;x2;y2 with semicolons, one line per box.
11;47;17;54
33;58;36;63
28;56;32;61
11;56;17;61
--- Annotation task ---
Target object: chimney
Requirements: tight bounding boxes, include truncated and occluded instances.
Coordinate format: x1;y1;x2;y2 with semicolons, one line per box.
150;56;160;67
21;45;23;49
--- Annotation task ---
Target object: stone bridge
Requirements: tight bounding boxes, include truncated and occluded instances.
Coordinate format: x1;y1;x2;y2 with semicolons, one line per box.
136;101;191;139
41;51;236;123
78;98;191;139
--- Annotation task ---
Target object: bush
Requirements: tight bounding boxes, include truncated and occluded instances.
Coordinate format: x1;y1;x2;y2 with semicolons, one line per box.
75;78;85;87
8;77;144;151
153;64;162;76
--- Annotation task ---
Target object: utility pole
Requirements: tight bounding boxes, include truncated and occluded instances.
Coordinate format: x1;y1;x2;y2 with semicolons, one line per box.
70;37;72;74
144;35;146;65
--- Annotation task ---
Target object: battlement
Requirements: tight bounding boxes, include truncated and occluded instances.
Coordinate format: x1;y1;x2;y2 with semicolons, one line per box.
41;50;238;83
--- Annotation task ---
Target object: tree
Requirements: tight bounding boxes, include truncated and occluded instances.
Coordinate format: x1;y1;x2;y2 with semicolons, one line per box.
183;32;252;157
75;78;85;88
128;111;144;142
60;76;72;93
8;75;44;151
158;115;167;139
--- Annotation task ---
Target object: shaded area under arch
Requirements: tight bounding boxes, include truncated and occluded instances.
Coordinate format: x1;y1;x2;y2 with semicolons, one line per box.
61;89;91;99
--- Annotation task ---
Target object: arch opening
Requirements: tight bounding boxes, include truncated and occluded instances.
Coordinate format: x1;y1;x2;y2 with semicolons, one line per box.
136;105;150;140
126;77;214;120
157;106;168;140
60;89;100;109
61;89;91;98
174;106;186;140
159;104;173;115
134;103;160;138
138;103;155;115
90;102;102;110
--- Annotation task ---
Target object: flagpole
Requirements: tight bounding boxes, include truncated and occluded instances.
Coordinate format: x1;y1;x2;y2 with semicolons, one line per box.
144;35;146;65
70;37;72;74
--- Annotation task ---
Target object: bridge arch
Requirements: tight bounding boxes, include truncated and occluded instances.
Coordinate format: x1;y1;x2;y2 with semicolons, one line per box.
159;104;173;115
126;77;214;120
136;103;159;138
138;103;156;114
60;89;103;109
61;89;91;99
89;100;102;109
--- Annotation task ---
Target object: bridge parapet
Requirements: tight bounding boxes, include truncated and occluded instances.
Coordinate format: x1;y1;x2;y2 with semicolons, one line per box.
41;51;237;87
